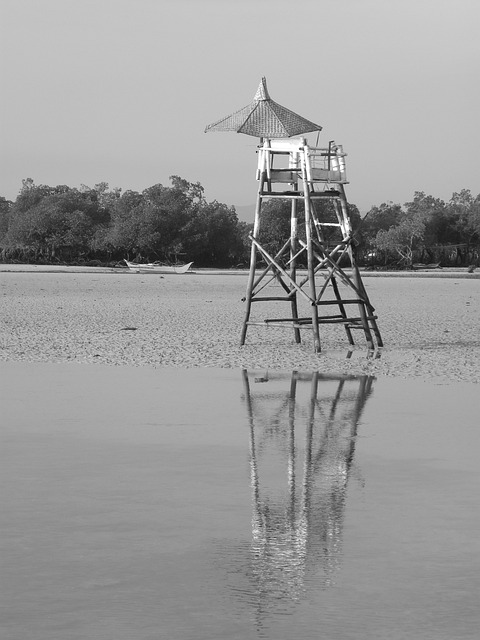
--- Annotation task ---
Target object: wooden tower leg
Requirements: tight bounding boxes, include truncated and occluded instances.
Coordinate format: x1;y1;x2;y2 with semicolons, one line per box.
330;275;355;345
290;198;301;344
241;176;264;346
336;186;382;349
350;260;375;349
350;263;384;348
303;190;321;352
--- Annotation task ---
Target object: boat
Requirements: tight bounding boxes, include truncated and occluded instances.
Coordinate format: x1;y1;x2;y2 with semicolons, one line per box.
124;259;194;274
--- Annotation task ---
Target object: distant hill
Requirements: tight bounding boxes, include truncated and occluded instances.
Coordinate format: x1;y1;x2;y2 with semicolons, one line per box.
234;204;255;223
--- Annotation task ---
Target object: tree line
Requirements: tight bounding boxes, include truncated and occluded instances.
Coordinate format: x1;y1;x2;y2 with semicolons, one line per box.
0;177;249;267
359;190;480;268
0;177;479;268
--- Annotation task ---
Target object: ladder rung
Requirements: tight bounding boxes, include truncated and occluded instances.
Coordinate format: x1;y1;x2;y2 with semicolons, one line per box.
317;317;362;324
248;322;311;330
260;192;303;198
259;191;345;199
345;316;378;326
260;312;378;324
315;299;364;306
251;296;292;302
310;190;342;196
263;317;310;324
246;321;290;327
262;315;368;325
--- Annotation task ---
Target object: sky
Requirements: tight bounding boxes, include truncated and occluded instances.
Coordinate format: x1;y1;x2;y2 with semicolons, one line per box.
1;0;479;214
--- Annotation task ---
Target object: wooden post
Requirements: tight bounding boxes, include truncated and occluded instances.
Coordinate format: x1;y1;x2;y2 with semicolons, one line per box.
240;171;265;345
300;144;321;352
289;181;301;343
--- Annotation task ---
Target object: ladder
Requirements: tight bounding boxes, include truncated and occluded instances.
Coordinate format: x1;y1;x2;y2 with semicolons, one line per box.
240;138;383;352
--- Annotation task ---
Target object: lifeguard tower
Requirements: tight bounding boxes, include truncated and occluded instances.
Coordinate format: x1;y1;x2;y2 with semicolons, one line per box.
206;78;382;352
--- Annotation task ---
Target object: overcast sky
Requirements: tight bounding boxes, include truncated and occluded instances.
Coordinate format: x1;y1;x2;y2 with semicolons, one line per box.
1;0;479;213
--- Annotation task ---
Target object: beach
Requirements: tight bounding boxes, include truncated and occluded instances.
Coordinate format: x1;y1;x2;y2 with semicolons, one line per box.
1;265;479;382
2;266;480;640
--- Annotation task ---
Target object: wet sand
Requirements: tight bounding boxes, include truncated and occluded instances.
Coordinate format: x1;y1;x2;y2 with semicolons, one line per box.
1;266;479;382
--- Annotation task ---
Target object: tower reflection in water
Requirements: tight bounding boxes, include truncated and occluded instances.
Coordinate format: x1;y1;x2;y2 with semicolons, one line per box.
241;370;374;609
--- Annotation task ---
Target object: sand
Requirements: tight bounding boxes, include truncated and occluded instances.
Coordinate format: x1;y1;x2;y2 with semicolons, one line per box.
1;266;479;383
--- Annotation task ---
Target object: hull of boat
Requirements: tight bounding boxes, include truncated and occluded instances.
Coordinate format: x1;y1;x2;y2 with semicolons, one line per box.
124;260;193;274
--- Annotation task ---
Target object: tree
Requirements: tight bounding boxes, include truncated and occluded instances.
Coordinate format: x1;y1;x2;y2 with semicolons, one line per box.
105;190;145;256
5;201;90;259
3;181;112;261
256;199;293;260
105;176;206;261
404;191;448;246
375;217;426;268
362;202;403;232
79;182;120;225
448;189;480;244
356;201;404;259
183;201;243;266
236;220;254;265
360;201;403;236
0;196;12;243
139;177;203;259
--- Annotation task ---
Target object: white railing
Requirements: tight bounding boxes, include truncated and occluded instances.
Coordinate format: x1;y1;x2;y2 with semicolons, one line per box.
256;139;347;184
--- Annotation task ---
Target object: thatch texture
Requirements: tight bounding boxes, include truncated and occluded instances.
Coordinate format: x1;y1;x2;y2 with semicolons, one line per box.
205;77;322;138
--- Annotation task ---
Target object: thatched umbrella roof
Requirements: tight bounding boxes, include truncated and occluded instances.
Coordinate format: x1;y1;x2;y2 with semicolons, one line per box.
205;77;322;138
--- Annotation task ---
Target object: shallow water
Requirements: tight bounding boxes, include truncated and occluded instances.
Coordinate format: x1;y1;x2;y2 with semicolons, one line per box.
1;363;479;640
